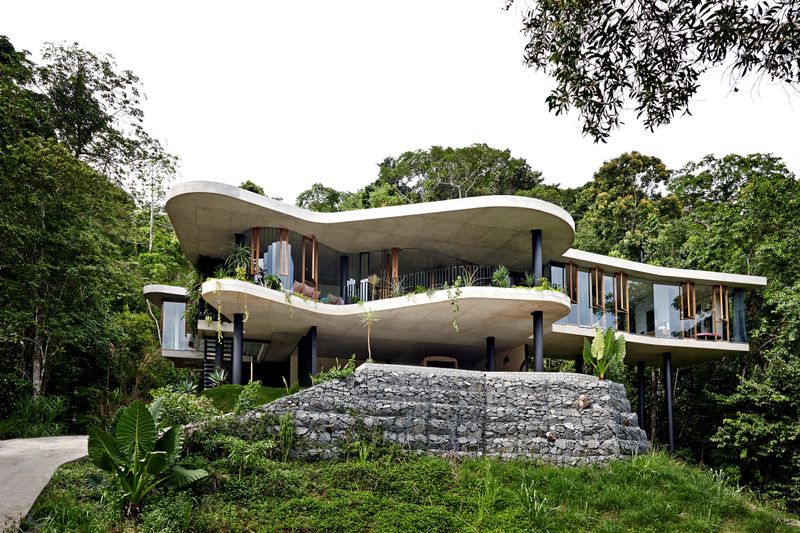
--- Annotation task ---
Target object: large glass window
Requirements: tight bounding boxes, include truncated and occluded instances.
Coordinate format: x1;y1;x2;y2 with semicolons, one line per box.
163;301;191;351
628;278;654;335
654;283;681;338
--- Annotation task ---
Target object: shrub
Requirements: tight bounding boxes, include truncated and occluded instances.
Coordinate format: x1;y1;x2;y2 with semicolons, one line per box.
582;327;626;380
235;380;263;415
312;355;357;385
87;400;207;518
491;265;510;287
150;388;222;427
0;394;67;438
0;372;31;419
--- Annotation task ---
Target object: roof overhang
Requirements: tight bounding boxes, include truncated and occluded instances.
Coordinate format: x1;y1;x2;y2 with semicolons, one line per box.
560;249;767;289
165;181;576;272
143;284;188;306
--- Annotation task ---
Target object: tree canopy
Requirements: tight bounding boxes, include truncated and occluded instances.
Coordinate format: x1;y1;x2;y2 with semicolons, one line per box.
506;0;800;142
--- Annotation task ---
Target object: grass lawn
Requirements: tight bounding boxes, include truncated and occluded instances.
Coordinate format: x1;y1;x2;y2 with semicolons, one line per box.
200;384;287;413
26;452;797;532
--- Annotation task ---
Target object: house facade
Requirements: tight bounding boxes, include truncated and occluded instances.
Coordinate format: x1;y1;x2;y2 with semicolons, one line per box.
144;181;766;449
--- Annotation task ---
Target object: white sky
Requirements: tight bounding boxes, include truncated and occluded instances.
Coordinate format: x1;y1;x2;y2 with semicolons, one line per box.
6;1;799;203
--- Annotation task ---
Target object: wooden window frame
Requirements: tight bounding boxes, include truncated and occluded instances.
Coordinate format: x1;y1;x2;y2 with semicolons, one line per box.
713;285;730;341
301;235;319;299
566;262;579;304
589;268;604;309
614;272;629;331
249;227;261;277
679;281;696;339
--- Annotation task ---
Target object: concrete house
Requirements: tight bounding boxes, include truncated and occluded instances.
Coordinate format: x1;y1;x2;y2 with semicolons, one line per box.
144;181;765;449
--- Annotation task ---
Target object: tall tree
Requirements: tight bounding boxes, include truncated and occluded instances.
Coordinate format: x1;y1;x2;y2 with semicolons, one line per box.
574;152;679;262
296;182;346;212
505;1;800;141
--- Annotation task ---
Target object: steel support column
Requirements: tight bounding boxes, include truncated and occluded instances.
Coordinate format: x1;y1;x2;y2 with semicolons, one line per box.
531;229;542;281
574;354;584;374
309;325;318;380
663;353;675;452
636;361;645;431
532;311;544;372
298;326;318;387
215;338;224;369
486;336;496;372
232;313;244;385
339;255;349;301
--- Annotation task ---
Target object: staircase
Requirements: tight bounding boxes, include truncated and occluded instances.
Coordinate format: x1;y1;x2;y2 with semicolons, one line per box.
202;338;233;389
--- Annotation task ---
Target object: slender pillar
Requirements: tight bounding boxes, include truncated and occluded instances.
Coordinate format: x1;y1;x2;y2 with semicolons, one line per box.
232;313;244;385
531;229;542;282
662;352;675;452
532;311;544;372
636;361;645;430
215;338;224;369
486;336;496;372
574;354;584;374
309;326;318;379
339;255;349;301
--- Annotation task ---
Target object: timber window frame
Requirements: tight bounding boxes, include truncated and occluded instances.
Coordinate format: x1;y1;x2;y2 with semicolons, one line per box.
566;262;579;304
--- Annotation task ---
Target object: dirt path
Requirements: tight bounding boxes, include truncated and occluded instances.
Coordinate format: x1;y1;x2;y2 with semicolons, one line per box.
0;435;87;530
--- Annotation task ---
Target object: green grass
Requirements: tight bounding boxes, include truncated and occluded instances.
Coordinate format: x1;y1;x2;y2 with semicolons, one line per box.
200;384;286;413
26;452;798;532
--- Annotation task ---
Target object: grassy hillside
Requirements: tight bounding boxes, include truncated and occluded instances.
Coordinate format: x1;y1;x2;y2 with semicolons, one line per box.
26;452;797;532
200;384;286;413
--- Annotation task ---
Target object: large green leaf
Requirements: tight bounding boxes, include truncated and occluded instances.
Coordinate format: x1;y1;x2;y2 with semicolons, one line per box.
155;425;183;462
87;426;123;472
591;328;605;360
143;451;169;476
169;465;208;489
115;400;156;462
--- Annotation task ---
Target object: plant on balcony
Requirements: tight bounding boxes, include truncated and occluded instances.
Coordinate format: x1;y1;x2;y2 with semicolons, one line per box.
582;327;626;380
368;274;380;301
521;271;537;288
223;243;251;279
260;274;282;291
388;278;406;298
460;266;478;287
491;265;510;288
87;401;208;519
359;309;380;362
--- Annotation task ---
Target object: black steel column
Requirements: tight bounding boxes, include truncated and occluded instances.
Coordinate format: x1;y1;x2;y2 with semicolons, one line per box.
215;338;224;369
662;353;675;452
636;361;645;430
309;326;318;380
574;354;584;374
531;229;542;282
486;336;496;372
532;311;544;372
339;255;349;301
298;334;310;387
232;313;244;385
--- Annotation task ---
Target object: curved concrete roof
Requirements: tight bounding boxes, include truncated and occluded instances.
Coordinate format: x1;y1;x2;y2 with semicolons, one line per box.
143;284;187;306
561;249;766;289
166;181;576;272
201;279;571;364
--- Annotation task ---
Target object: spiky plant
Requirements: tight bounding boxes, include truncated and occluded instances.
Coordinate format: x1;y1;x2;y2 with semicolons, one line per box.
359;309;380;362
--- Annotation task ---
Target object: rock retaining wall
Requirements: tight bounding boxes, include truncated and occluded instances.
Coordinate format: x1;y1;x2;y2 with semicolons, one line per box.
255;364;648;465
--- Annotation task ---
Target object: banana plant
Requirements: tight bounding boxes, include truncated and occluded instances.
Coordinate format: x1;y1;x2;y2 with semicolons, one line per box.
582;327;626;380
87;400;207;518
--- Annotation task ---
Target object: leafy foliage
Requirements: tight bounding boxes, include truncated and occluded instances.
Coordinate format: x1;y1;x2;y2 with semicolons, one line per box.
87;400;207;517
234;380;265;415
582;328;626;381
312;355;358;385
506;1;800;141
149;388;222;428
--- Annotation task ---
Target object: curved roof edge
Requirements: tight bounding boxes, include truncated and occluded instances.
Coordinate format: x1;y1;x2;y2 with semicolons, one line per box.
143;284;187;306
561;249;766;288
166;180;576;231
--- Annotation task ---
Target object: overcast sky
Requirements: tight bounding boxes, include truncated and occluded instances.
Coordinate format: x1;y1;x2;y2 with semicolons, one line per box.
6;1;799;203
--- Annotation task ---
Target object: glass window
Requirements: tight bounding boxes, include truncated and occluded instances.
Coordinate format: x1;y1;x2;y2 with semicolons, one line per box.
654;283;681;338
628;278;654;335
577;269;592;326
162;301;191;351
696;285;715;340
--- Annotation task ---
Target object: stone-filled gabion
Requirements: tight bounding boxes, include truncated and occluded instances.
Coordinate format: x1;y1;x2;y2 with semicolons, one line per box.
253;364;649;465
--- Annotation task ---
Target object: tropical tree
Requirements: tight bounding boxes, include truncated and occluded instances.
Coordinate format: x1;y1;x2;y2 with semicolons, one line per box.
505;0;800;141
359;309;380;363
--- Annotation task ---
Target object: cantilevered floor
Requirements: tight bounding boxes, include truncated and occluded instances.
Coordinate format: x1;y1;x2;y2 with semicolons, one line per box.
202;279;571;366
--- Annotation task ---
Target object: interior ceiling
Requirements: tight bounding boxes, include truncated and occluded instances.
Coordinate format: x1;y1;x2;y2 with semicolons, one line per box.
166;182;576;272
